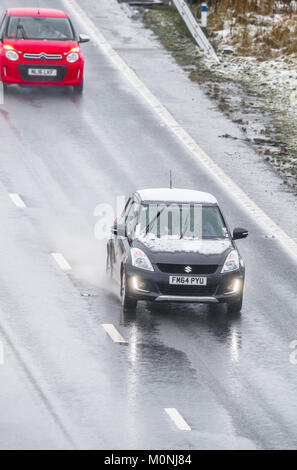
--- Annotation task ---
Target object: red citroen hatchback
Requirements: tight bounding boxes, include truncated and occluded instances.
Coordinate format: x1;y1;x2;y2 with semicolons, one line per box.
0;8;89;93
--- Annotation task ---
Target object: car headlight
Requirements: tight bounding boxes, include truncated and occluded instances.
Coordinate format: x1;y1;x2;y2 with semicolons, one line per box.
67;52;79;63
6;50;19;61
131;248;154;272
221;250;240;273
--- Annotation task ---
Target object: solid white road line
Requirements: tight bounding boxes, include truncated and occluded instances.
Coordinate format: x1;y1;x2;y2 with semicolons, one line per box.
9;193;26;208
64;0;297;264
165;408;191;431
0;340;4;365
0;82;4;106
51;253;72;271
102;324;126;343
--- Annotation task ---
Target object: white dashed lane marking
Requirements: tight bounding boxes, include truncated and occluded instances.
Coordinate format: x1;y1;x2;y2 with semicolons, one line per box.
165;408;191;431
102;324;127;343
51;253;72;271
9;193;26;208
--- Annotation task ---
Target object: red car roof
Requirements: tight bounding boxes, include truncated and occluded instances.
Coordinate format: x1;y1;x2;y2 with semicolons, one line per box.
7;8;68;18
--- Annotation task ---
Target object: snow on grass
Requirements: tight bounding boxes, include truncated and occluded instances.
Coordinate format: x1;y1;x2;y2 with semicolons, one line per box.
142;4;297;190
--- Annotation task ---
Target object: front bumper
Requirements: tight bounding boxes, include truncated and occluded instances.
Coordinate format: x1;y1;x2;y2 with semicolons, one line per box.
155;295;219;303
1;59;83;86
126;266;244;304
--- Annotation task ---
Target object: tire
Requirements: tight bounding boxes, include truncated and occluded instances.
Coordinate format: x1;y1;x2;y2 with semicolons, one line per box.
73;81;83;95
121;270;137;311
227;295;243;315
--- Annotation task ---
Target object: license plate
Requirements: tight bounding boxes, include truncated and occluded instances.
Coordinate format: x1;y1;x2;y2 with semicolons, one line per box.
169;276;207;286
28;69;57;77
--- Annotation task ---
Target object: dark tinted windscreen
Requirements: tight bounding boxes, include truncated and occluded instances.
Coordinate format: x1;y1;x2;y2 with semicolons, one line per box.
6;16;74;40
137;204;228;239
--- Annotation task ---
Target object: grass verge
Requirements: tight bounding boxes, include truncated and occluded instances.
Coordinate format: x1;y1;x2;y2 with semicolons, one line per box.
141;4;297;192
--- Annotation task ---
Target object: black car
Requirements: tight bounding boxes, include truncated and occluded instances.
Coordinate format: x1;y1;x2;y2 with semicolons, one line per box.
107;188;248;313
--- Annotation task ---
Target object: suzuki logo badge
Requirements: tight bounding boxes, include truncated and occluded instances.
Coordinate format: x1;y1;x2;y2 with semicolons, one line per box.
184;266;192;273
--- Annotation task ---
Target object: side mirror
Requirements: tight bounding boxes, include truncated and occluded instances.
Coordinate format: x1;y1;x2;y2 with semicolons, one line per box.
233;227;248;240
79;34;90;44
111;224;126;237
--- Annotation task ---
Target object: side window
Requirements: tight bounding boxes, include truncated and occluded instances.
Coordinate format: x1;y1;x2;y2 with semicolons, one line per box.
126;202;139;238
0;13;7;38
117;198;131;226
125;200;134;224
117;197;139;237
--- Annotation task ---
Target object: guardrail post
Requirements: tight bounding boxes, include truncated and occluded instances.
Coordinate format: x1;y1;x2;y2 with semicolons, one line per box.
201;2;207;28
172;0;219;62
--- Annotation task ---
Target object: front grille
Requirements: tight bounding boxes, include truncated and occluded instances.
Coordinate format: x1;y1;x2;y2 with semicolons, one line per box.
23;53;63;60
159;285;216;296
18;64;68;82
157;264;218;274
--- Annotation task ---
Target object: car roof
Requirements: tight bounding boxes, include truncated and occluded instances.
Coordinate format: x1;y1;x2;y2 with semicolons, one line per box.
7;8;68;18
136;188;218;205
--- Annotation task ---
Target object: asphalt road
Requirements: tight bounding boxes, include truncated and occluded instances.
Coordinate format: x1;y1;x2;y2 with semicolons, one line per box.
0;0;297;450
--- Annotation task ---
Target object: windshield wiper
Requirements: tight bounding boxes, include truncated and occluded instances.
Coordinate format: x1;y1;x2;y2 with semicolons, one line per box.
144;207;166;236
17;24;28;39
180;212;190;239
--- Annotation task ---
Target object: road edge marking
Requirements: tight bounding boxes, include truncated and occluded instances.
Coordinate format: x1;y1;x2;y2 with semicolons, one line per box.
165;408;191;431
102;324;127;343
0;340;4;365
64;0;297;263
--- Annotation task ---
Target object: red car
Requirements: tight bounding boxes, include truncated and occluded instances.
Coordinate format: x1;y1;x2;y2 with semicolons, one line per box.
0;8;89;93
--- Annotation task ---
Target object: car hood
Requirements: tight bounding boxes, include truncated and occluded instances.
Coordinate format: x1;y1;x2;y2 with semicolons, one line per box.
134;237;233;265
3;39;78;53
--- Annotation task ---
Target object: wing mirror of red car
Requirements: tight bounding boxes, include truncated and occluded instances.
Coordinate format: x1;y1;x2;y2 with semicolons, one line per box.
79;34;90;44
233;227;249;240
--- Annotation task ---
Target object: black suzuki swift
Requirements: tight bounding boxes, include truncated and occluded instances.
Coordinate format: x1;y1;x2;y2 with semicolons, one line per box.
107;188;248;313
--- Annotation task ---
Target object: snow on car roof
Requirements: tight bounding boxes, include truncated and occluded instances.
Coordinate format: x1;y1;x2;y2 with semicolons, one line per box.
136;188;218;204
8;9;68;18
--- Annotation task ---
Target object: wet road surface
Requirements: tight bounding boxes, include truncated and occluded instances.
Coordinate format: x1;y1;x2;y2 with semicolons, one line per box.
0;0;297;450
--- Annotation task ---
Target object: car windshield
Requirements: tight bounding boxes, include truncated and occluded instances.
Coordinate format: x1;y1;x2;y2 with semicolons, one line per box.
135;203;229;240
6;16;74;41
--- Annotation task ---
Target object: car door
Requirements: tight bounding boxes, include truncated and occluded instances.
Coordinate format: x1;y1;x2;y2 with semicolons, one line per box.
113;197;139;281
111;198;132;282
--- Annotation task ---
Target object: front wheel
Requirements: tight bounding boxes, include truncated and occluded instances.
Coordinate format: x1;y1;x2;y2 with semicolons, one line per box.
121;270;137;311
227;295;243;315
